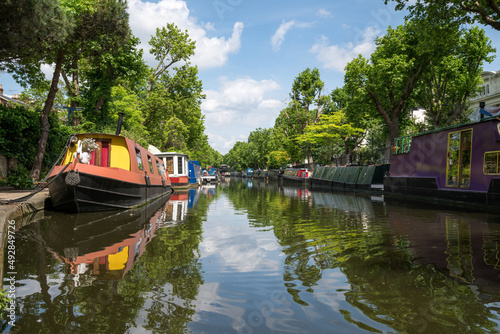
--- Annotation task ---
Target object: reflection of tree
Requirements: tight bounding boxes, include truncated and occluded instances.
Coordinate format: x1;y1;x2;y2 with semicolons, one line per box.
3;194;212;333
223;179;500;333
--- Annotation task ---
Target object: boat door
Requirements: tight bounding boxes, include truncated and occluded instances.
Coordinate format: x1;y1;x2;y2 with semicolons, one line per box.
446;129;472;188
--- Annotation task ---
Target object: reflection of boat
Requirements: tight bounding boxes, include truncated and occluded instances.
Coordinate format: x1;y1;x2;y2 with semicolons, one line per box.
154;152;190;189
47;131;172;213
385;110;500;209
387;206;500;300
41;195;171;282
188;187;201;208
162;190;189;225
200;184;216;198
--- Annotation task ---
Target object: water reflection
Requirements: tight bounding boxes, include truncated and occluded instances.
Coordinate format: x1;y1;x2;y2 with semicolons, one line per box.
3;179;500;333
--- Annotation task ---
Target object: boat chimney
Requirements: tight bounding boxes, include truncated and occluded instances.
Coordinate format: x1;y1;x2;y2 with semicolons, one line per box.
480;101;486;119
115;112;125;135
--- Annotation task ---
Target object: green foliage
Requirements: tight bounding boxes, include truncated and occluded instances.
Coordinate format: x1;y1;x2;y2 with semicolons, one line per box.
268;151;289;169
413;26;495;127
0;0;73;65
386;0;500;31
0;104;72;176
296;110;364;164
344;16;461;146
144;64;206;152
147;23;196;97
5;164;35;189
0;288;12;312
275;68;330;163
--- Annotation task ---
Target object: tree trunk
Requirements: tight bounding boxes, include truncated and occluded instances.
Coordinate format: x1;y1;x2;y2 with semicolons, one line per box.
30;50;64;180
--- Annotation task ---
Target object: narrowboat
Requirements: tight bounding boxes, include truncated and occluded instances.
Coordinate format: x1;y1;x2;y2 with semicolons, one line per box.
309;165;389;190
46;133;173;213
188;160;202;186
384;107;500;209
281;167;311;183
201;167;218;183
154;152;190;189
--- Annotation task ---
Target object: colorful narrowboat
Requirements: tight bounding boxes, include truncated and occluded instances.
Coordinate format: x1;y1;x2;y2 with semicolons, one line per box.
188;160;202;186
155;152;190;189
385;109;500;209
201;167;218;183
46;133;173;213
282;167;311;183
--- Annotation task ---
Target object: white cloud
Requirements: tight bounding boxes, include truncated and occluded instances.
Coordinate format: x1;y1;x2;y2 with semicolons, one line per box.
310;26;380;72
201;76;285;154
127;0;243;69
317;9;332;18
271;20;296;51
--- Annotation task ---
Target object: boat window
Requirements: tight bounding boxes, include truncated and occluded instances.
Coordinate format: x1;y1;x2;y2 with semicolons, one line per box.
157;161;166;176
178;157;184;175
148;155;154;174
165;157;174;174
484;151;500;174
136;148;143;170
446;129;472;188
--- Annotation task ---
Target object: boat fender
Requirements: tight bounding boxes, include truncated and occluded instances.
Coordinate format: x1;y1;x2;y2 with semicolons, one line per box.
65;170;80;186
145;173;151;187
162;178;166;188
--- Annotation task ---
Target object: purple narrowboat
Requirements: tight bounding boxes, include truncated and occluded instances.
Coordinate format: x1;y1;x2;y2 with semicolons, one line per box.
385;110;500;209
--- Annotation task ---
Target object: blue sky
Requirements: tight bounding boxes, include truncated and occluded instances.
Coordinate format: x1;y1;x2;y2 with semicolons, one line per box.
2;0;500;154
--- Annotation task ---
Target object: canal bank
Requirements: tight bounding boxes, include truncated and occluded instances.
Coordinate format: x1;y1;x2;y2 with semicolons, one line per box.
0;189;50;290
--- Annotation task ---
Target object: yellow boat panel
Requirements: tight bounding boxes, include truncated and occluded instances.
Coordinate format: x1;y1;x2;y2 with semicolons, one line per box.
107;246;129;270
61;134;131;171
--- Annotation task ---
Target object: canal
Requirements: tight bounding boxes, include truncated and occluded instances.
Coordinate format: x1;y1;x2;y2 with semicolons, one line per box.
3;178;500;333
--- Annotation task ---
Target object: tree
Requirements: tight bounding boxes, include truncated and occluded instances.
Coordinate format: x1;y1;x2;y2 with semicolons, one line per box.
146;23;196;98
344;17;460;148
414;26;495;127
296;111;364;165
12;0;131;180
80;35;147;126
275;68;330;164
0;0;72;66
144;64;205;152
387;0;500;31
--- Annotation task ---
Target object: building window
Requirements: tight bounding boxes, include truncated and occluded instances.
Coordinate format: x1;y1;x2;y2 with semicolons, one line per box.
484;151;500;174
487;85;490;95
446;129;472;188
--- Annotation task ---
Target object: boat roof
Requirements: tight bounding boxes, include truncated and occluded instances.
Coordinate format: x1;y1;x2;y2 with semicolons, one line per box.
154;152;190;158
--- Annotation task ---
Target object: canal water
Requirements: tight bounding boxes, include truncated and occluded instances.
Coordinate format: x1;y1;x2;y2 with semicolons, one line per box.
3;178;500;333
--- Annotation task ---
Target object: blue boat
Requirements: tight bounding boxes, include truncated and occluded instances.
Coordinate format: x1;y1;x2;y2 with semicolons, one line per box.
188;160;202;186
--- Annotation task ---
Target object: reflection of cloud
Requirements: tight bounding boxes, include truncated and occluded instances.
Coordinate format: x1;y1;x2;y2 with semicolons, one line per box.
199;197;280;272
128;0;243;69
310;26;380;72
